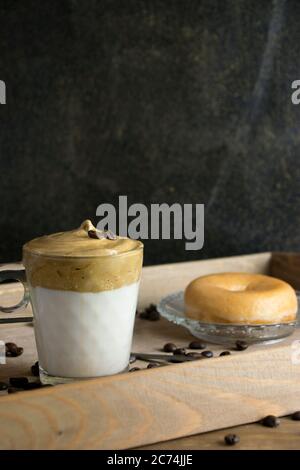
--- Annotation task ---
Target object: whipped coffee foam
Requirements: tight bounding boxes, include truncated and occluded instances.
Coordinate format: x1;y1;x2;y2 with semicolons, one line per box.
24;219;141;257
23;220;143;292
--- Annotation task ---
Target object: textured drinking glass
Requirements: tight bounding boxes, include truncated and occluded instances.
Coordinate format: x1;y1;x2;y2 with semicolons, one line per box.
0;245;143;385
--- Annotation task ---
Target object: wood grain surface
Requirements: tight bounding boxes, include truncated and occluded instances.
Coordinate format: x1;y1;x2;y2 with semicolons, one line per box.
0;252;300;450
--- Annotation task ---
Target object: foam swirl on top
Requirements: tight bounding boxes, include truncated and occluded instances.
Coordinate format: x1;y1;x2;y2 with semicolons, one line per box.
23;221;143;292
23;220;142;258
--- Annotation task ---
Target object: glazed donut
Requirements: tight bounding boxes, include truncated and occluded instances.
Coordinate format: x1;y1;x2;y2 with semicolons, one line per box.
184;272;298;325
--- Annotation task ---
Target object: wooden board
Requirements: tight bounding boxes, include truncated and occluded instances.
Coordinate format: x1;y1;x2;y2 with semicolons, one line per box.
0;251;300;450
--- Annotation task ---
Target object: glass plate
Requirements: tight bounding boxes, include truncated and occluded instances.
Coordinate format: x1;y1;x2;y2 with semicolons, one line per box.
157;291;299;346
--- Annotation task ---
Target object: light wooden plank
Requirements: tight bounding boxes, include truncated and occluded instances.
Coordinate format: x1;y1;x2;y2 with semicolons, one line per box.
0;335;299;449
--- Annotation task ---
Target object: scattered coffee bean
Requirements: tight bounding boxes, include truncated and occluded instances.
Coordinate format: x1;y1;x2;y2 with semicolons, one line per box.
186;352;202;359
147;303;156;311
139;304;160;321
31;361;39;377
163;343;177;353
291;411;300;421
145;310;160;321
147;363;160;368
173;348;186;355
261;415;280;428
220;351;231;356
235;340;248;351
12;347;24;357
129;367;141;372
201;350;213;358
0;382;8;391
5;342;23;357
224;433;240;446
9;377;29;388
189;340;206;350
23;381;42;390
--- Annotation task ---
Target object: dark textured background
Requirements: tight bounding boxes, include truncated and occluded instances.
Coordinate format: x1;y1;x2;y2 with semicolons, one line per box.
0;0;300;266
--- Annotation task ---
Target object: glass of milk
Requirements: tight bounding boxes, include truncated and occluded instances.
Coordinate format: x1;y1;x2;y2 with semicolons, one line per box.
0;220;143;384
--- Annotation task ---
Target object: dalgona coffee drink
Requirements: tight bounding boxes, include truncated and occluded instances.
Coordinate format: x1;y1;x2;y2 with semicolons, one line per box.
21;220;143;383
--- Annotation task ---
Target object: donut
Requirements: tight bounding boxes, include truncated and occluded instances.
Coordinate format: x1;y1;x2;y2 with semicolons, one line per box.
184;272;298;325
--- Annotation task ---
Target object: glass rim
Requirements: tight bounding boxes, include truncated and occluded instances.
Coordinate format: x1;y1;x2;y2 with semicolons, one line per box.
22;243;143;261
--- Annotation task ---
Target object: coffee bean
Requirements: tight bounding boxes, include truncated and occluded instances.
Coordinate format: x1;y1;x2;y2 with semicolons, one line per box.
129;367;141;372
139;311;148;319
139;304;160;321
147;310;160;321
201;350;213;358
9;377;29;388
261;415;280;428
186;352;202;359
148;303;157;311
0;382;8;391
173;348;186;355
291;411;300;421
224;434;240;446
220;351;231;356
5;342;23;357
147;363;160;368
189;340;206;350
88;230;99;239
23;381;42;390
163;343;177;353
235;340;248;351
31;361;39;377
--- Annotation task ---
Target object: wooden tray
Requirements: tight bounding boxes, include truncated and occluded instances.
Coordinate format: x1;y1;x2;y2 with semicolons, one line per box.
0;252;300;450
